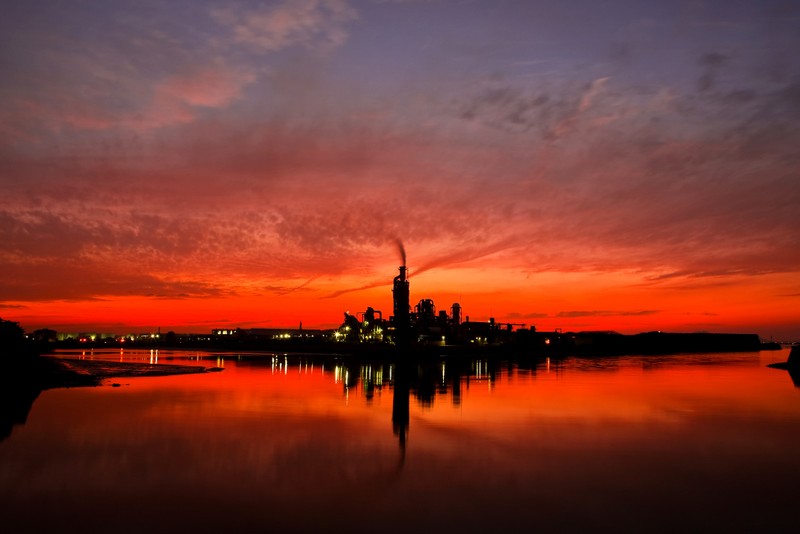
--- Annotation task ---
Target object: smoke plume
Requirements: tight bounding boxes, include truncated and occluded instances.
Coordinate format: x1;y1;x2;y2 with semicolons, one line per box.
395;238;406;266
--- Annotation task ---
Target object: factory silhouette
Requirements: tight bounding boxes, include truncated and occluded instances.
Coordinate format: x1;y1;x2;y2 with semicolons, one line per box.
337;260;517;349
331;249;764;356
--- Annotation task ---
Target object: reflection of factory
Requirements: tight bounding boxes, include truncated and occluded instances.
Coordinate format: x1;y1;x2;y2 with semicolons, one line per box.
336;263;532;347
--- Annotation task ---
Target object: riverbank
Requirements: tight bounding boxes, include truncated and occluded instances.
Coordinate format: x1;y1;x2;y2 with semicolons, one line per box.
49;330;776;358
4;354;223;389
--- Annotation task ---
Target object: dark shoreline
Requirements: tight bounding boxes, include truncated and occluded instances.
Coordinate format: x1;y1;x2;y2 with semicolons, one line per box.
50;330;777;359
1;355;223;442
5;354;222;390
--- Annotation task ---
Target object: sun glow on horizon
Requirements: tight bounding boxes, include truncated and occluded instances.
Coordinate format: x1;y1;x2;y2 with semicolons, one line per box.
5;267;798;340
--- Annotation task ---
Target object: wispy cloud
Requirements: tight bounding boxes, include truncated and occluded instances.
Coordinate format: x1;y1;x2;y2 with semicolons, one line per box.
697;52;730;92
0;260;232;302
413;236;524;277
132;65;257;129
324;280;388;299
556;310;660;318
212;0;357;53
644;269;778;283
276;277;319;295
506;312;549;320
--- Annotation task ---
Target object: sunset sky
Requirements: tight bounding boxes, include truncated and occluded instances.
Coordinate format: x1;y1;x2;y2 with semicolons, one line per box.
1;0;798;339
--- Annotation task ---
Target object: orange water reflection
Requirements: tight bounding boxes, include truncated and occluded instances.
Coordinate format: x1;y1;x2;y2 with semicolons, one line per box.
1;349;799;532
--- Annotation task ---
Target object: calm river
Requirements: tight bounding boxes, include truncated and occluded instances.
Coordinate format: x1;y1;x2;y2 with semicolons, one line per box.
2;348;799;532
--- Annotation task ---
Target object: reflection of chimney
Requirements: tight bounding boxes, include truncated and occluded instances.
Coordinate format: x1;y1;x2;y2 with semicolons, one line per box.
392;361;410;459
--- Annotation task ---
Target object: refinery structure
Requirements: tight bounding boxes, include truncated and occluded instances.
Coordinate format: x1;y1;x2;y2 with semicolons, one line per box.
335;260;523;348
329;254;765;356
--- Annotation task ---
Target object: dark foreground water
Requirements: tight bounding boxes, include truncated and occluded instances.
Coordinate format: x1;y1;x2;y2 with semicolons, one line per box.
2;348;799;533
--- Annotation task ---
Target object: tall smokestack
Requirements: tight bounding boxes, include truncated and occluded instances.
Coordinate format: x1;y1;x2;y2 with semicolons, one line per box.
392;240;410;347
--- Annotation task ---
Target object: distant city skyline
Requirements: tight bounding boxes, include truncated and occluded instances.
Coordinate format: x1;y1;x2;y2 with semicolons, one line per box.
1;1;798;339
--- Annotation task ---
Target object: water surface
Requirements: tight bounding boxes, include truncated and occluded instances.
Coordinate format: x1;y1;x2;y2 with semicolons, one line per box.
1;348;798;532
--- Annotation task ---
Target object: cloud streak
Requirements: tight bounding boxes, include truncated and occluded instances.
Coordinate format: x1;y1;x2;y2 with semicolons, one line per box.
212;0;357;52
556;310;660;318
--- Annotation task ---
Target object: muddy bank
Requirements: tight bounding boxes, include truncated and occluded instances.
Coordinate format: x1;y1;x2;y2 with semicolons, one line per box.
53;357;223;383
5;355;222;389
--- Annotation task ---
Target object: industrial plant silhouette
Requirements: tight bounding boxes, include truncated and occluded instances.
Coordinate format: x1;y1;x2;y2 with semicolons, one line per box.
326;248;764;356
24;244;767;356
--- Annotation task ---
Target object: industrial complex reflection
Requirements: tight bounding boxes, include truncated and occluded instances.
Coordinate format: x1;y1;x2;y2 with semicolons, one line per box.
331;357;508;454
230;353;508;411
333;358;505;403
